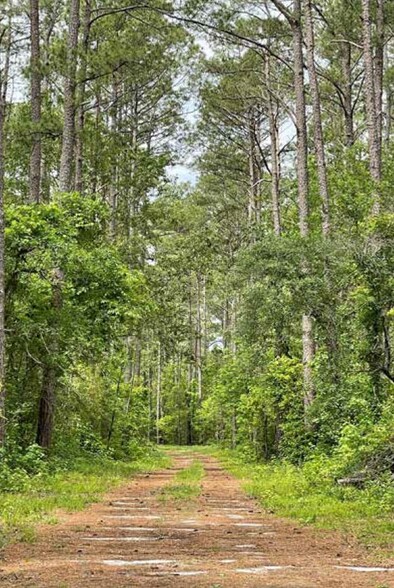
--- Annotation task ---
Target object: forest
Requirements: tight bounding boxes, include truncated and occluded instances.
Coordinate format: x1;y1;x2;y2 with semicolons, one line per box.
0;0;394;553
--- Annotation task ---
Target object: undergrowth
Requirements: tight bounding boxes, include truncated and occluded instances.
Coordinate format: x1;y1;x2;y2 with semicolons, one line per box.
209;447;394;558
0;446;169;548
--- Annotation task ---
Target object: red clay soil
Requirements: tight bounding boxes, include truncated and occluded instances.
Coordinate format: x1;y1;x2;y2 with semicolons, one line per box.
0;451;393;587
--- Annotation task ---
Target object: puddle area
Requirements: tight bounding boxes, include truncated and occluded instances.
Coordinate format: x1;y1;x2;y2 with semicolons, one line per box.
337;566;394;573
82;536;160;542
103;515;161;520
101;526;156;531
236;566;292;574
101;559;177;566
147;571;208;577
111;505;149;509
235;523;264;527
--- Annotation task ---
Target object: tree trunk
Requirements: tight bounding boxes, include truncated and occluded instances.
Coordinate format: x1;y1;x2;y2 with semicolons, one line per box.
59;0;80;192
361;0;381;214
109;80;119;240
0;23;11;446
156;342;161;445
248;108;259;226
385;90;392;145
36;269;63;449
147;362;152;442
74;0;91;193
36;364;57;449
134;336;141;380
374;0;384;152
292;0;315;408
29;0;42;203
341;41;355;147
265;56;281;236
223;300;229;349
0;113;5;445
127;88;138;241
195;272;203;401
302;314;315;412
231;409;237;449
271;0;316;410
202;274;208;353
292;1;309;239
304;0;330;236
230;298;237;355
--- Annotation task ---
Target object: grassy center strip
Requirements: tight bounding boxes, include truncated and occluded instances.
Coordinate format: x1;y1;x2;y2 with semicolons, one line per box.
159;460;205;502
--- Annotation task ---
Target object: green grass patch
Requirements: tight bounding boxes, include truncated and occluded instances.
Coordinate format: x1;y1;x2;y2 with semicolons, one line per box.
159;459;204;502
0;451;170;548
208;447;394;559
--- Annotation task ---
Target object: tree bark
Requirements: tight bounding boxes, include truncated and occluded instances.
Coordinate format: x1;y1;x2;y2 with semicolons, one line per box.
36;269;63;449
231;409;237;449
374;0;384;152
126;88;138;240
341;41;355;147
291;0;310;239
40;2;61;201
202;275;208;353
265;56;281;236
304;0;330;236
385;89;392;145
29;0;42;203
195;272;203;401
361;0;381;214
59;0;80;192
0;107;5;446
36;363;57;449
292;0;315;408
109;80;119;240
156;342;161;445
273;0;315;409
0;24;10;446
74;0;91;194
247;107;260;227
302;313;315;412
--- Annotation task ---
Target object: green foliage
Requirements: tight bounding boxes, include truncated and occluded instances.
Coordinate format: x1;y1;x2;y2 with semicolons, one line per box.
3;0;394;559
215;449;394;554
5;194;151;452
0;449;169;547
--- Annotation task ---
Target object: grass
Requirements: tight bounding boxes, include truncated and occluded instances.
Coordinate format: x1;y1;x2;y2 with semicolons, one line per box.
204;447;394;559
0;451;170;547
159;459;204;502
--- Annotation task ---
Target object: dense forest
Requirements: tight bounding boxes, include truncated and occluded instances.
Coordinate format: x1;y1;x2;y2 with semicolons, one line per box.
0;0;393;494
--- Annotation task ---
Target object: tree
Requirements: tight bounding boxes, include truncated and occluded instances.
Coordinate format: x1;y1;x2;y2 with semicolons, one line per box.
59;0;80;192
29;0;42;203
304;0;330;236
271;0;315;411
361;0;382;213
0;15;11;446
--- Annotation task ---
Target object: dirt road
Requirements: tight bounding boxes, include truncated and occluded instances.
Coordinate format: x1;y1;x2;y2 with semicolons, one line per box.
0;451;393;587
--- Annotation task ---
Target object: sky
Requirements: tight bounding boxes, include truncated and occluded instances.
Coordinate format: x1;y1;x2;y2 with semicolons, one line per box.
167;163;198;185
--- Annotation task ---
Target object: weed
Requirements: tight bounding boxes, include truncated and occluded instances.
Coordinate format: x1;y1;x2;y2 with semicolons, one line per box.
0;452;169;547
210;448;394;557
159;460;204;502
